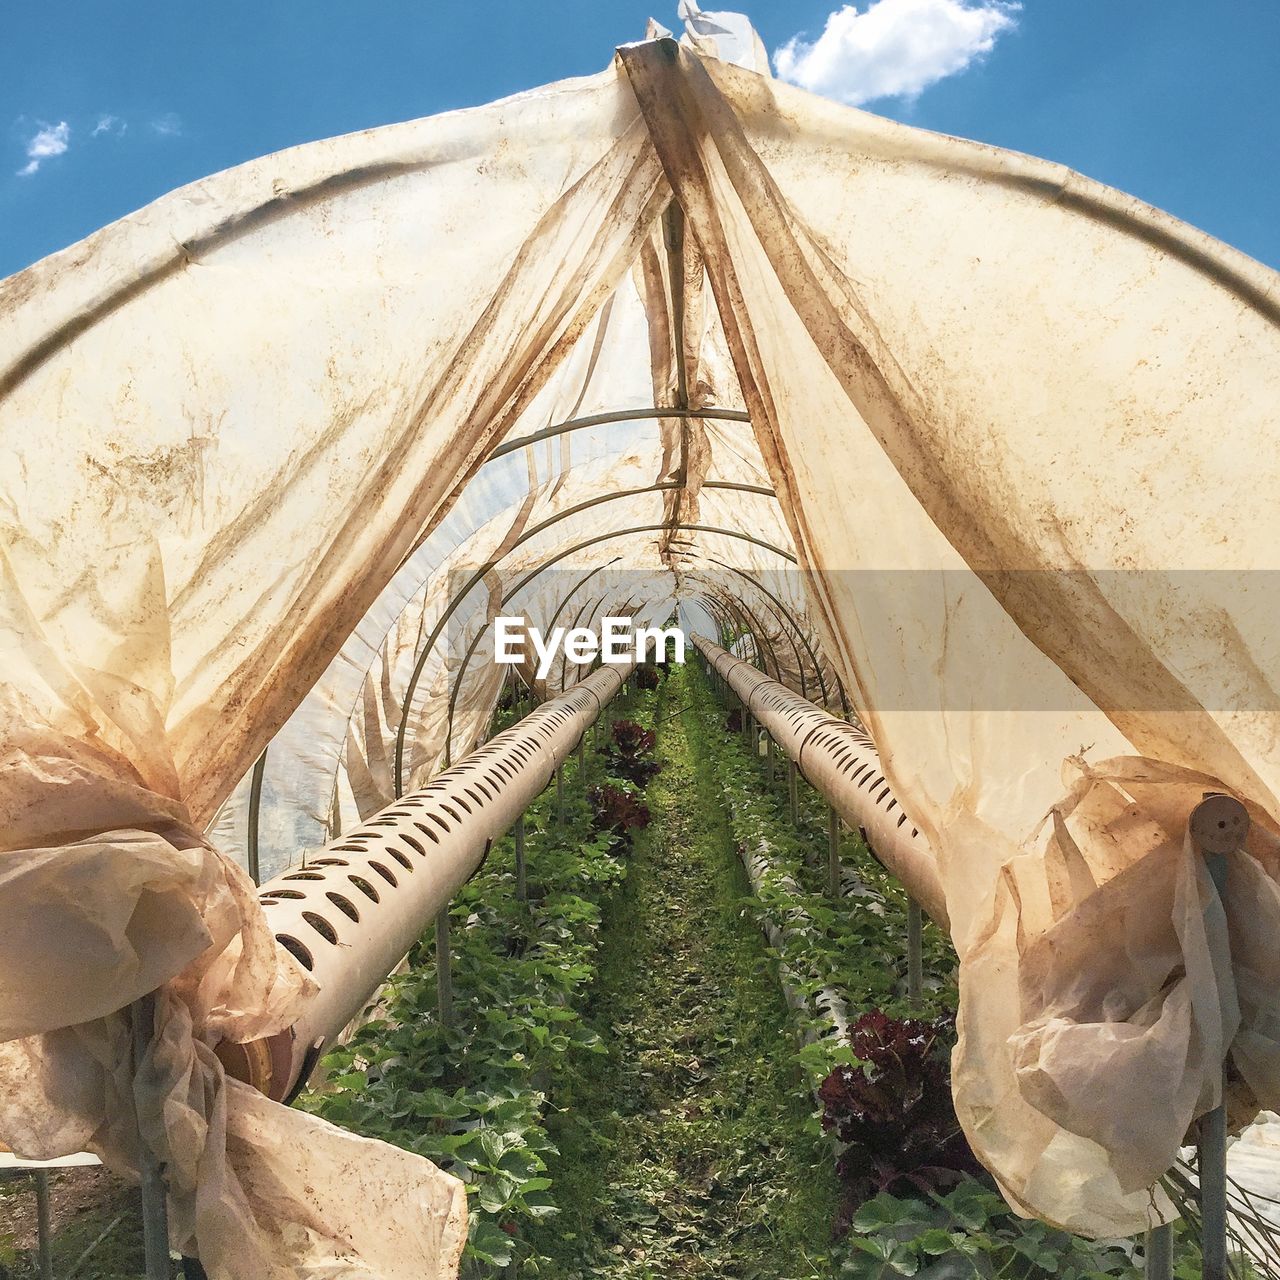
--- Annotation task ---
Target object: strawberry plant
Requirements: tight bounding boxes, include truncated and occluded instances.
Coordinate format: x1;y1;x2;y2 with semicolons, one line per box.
298;696;651;1275
842;1184;1139;1280
691;660;1148;1279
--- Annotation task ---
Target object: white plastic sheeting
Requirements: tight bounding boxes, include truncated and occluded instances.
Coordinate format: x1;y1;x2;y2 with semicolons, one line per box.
2;6;1280;1274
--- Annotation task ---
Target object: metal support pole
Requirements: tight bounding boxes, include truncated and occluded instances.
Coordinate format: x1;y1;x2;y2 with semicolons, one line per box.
827;804;841;898
1188;792;1248;1280
907;899;923;1005
788;759;799;826
1145;1225;1173;1280
514;813;527;903
132;994;172;1280
766;733;774;783
556;765;565;826
246;749;266;886
435;906;453;1030
1198;1074;1228;1280
577;737;586;788
33;1170;52;1280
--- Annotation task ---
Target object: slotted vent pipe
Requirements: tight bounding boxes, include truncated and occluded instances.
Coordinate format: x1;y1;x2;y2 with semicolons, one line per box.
218;659;634;1102
693;636;948;929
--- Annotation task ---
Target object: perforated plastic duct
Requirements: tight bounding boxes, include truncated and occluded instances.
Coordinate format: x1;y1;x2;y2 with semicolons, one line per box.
2;8;1280;1274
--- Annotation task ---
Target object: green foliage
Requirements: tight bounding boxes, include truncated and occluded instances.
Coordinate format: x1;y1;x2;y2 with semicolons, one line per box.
689;674;955;1092
693;662;1149;1280
840;1185;1138;1280
299;692;652;1274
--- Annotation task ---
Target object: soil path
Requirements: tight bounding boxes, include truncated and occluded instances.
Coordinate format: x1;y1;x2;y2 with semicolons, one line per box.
531;662;838;1278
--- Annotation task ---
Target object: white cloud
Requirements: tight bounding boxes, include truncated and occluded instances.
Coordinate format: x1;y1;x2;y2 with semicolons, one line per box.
16;120;70;177
774;0;1019;106
150;113;182;138
92;114;125;137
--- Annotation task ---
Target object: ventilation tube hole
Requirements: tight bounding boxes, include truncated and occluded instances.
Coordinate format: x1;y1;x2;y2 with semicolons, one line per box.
303;911;338;944
349;874;380;903
327;892;360;923
276;934;314;971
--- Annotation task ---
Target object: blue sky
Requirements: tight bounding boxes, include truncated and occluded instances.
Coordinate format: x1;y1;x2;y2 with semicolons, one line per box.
2;1;1278;280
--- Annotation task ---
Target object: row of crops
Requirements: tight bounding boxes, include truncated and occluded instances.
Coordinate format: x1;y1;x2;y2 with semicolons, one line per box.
300;659;1201;1279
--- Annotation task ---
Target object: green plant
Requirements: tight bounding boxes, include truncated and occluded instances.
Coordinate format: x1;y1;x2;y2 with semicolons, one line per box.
690;662;1152;1279
842;1184;1139;1280
300;718;634;1273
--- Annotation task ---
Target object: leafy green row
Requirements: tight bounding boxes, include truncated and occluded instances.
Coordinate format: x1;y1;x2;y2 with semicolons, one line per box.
299;682;660;1274
691;662;1147;1280
689;670;954;1090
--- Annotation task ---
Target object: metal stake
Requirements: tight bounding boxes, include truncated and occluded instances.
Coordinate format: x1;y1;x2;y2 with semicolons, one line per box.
514;814;527;903
1188;792;1248;1280
907;899;923;1005
1199;1078;1228;1280
827;804;841;898
556;765;565;826
132;994;172;1280
1145;1224;1173;1280
33;1170;52;1280
788;759;799;826
577;737;586;787
435;906;453;1030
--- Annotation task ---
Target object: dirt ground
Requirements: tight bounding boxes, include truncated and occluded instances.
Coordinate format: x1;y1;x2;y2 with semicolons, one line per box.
0;1165;143;1277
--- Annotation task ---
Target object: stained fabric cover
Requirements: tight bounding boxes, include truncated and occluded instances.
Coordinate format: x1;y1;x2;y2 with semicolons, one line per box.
2;7;1279;1275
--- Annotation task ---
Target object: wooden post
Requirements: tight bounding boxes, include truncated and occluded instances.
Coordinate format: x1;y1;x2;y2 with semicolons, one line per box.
907;899;923;1005
33;1170;52;1280
827;804;841;898
435;906;453;1030
1145;1225;1173;1280
514;813;527;903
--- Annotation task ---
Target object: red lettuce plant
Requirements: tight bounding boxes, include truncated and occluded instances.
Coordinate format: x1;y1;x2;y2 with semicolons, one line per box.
634;664;661;690
611;719;656;758
589;784;651;840
607;719;660;785
819;1010;981;1236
